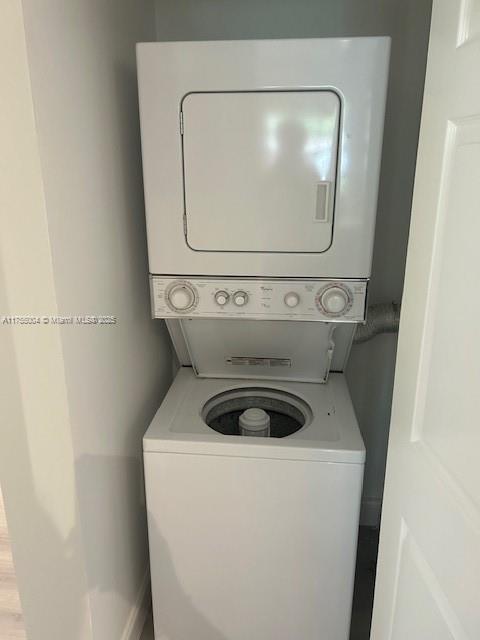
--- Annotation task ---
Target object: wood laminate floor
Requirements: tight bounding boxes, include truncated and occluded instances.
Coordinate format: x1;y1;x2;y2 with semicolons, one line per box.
0;488;25;639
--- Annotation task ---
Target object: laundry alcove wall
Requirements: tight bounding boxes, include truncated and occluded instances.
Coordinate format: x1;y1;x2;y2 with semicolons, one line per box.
0;2;173;640
1;3;433;640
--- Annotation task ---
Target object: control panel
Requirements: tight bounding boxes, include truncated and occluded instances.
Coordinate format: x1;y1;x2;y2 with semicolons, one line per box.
151;277;367;322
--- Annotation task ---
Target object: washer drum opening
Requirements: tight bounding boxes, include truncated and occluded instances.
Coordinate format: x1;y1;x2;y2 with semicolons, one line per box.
202;387;312;438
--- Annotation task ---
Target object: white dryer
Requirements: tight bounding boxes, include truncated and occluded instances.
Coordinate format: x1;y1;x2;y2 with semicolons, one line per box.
137;37;390;281
137;37;390;640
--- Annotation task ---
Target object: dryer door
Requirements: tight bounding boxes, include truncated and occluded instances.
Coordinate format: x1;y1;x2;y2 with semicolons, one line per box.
182;91;340;254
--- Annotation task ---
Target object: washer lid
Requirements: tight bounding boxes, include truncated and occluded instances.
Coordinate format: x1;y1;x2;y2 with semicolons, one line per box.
170;318;355;384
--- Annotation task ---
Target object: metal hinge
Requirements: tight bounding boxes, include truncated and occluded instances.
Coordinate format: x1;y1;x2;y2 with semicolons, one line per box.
183;213;187;237
179;111;184;135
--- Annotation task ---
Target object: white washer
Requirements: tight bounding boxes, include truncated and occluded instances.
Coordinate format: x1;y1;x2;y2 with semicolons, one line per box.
144;368;364;640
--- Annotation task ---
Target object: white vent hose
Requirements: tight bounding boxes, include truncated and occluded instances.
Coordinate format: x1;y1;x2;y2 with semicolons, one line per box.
354;302;401;344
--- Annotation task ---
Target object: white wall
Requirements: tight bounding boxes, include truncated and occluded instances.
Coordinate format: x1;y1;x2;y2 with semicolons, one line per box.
154;0;433;525
0;1;172;639
1;5;91;638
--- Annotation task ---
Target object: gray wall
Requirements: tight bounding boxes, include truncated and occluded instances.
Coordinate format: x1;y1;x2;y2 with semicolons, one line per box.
154;0;433;524
24;0;174;634
0;2;172;639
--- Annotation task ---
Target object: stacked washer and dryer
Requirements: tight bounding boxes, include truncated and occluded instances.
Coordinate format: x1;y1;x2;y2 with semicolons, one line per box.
137;38;390;640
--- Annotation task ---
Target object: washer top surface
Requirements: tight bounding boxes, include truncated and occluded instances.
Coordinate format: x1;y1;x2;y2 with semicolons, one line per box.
144;367;365;463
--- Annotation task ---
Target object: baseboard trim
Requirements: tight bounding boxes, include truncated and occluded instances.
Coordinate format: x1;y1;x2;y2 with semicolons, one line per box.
121;568;151;640
360;497;382;527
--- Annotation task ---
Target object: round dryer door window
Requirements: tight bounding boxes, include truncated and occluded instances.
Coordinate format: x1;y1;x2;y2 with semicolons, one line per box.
202;387;312;438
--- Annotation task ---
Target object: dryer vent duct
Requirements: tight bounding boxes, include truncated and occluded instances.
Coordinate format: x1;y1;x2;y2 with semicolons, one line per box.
354;302;401;344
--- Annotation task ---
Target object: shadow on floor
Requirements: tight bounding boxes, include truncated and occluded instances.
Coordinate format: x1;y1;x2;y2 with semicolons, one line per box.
141;614;154;640
141;526;380;640
350;526;380;640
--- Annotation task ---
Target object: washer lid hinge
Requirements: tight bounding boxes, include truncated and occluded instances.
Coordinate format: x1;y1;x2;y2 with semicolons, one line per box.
323;339;336;383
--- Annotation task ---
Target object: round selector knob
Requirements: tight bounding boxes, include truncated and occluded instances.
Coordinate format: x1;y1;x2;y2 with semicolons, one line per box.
284;291;300;308
214;290;229;306
166;282;196;312
233;291;248;307
318;285;352;317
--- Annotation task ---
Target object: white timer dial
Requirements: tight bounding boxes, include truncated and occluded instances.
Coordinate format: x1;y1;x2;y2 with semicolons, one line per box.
166;282;197;312
284;292;300;308
317;285;352;317
233;291;248;306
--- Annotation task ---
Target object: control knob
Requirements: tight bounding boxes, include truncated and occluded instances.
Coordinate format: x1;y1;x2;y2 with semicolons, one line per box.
284;292;300;308
233;291;248;307
166;282;196;312
214;290;229;306
317;285;352;317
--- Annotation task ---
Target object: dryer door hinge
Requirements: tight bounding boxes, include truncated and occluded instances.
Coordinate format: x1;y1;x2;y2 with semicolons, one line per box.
183;213;187;237
179;111;184;135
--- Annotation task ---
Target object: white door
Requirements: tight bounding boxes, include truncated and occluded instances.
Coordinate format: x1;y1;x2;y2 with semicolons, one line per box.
371;1;480;638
